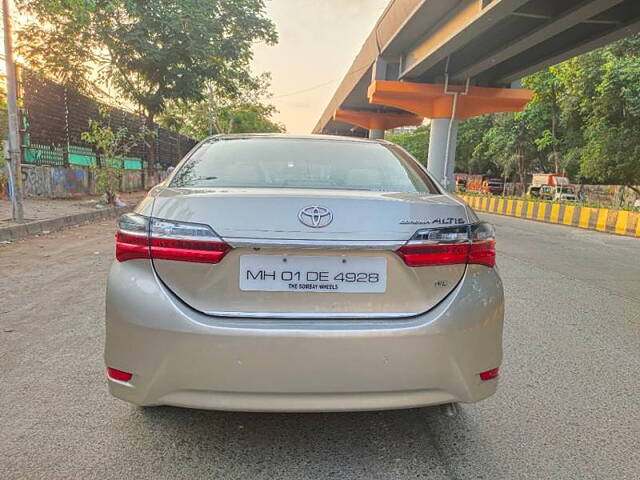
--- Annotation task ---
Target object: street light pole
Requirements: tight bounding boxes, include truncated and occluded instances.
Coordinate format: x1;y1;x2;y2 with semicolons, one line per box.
3;0;24;222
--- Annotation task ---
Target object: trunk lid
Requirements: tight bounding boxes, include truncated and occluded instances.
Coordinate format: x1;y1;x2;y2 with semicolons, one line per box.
151;187;468;240
150;187;471;318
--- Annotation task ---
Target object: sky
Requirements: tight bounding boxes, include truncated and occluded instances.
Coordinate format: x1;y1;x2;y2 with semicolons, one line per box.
0;0;390;132
251;0;391;134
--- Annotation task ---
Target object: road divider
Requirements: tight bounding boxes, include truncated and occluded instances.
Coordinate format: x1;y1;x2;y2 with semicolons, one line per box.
461;195;640;238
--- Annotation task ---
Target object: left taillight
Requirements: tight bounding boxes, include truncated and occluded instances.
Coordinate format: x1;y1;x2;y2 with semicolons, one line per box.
396;222;496;268
115;214;231;264
115;213;150;262
148;218;231;264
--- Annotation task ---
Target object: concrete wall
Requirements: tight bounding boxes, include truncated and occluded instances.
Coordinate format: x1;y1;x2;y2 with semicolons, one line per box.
19;164;150;199
121;170;143;193
22;164;94;198
0;172;8;200
578;184;640;208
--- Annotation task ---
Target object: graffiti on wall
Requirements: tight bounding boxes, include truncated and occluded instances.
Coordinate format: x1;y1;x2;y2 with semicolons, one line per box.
0;173;8;200
21;164;90;198
51;167;86;195
22;165;51;197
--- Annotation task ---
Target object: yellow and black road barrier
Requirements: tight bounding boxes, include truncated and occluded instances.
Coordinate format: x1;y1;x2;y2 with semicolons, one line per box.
460;195;640;238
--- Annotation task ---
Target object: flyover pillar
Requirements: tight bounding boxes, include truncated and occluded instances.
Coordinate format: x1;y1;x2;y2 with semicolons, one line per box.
367;80;534;190
369;129;385;140
428;118;458;190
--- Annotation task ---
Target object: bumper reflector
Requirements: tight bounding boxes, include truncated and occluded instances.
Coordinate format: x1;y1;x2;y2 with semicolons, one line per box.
479;367;499;381
107;367;133;382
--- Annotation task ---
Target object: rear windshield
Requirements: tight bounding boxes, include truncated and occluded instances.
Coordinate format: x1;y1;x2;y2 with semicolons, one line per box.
170;137;439;193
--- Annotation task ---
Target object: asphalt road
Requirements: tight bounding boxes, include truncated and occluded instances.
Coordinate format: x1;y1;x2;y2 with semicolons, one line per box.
1;214;639;479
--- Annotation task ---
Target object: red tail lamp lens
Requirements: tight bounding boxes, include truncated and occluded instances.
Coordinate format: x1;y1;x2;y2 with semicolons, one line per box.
396;244;469;267
468;240;496;268
107;367;133;382
115;231;150;262
148;218;231;264
479;367;500;381
115;214;232;264
149;237;231;264
397;222;496;268
115;213;151;262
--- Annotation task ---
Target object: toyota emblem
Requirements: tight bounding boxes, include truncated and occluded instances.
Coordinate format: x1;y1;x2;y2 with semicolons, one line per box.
298;206;333;228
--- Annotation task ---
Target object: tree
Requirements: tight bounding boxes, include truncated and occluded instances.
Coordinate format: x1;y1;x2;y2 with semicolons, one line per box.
386;125;430;165
425;33;640;198
159;73;284;138
81;108;150;203
456;115;494;173
523;69;563;173
17;0;277;171
560;37;640;192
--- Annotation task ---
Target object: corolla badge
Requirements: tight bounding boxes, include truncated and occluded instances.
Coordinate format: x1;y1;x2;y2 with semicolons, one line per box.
298;206;333;228
400;217;466;225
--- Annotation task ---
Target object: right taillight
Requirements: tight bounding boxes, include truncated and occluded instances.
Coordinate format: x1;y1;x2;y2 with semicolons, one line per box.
115;213;232;264
396;222;496;268
468;222;496;267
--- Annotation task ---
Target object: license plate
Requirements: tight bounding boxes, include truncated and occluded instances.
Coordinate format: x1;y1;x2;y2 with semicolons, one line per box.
239;255;387;293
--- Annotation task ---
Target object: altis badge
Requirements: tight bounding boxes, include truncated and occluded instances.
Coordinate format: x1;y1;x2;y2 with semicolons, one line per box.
399;217;466;225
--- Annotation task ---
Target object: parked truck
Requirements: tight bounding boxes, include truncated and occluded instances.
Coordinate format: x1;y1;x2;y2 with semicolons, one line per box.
466;175;504;195
454;173;468;192
528;174;578;201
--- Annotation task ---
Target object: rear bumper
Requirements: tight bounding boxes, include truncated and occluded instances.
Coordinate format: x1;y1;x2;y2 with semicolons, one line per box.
105;261;504;412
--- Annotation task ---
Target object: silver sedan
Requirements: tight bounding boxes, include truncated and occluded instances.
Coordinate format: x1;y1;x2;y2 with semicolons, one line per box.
105;134;503;412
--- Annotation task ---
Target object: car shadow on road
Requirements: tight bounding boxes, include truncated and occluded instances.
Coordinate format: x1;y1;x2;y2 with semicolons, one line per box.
123;404;497;478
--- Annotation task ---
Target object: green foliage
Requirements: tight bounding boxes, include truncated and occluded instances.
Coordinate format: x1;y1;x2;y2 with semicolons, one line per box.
385;125;430;165
18;0;278;166
575;42;640;190
456;115;495;174
158;73;284;138
448;34;640;193
81;108;151;203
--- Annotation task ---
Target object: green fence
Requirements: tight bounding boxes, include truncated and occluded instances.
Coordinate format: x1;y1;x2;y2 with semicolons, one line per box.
69;145;97;166
23;144;65;166
23;143;143;170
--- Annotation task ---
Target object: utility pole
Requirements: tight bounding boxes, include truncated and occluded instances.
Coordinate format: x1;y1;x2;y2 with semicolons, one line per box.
3;0;24;221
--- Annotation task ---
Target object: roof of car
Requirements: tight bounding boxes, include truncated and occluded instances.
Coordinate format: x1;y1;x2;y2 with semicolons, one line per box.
204;133;388;144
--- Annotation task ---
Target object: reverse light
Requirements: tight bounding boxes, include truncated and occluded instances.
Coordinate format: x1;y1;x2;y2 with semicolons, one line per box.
479;367;500;381
115;214;231;264
107;367;133;382
396;222;496;268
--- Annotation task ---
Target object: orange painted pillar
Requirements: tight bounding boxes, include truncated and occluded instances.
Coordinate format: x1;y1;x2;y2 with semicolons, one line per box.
367;81;534;119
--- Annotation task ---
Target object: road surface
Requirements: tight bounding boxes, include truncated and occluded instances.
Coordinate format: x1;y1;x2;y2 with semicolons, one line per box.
1;214;639;479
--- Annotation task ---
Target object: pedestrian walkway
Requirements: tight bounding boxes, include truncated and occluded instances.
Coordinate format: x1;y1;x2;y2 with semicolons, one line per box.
0;192;145;227
0;192;146;242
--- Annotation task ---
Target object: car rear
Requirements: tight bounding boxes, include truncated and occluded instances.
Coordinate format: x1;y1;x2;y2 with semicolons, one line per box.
104;135;504;412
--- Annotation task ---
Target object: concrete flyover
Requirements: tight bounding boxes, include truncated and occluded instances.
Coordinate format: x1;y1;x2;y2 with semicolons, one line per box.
314;0;640;190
